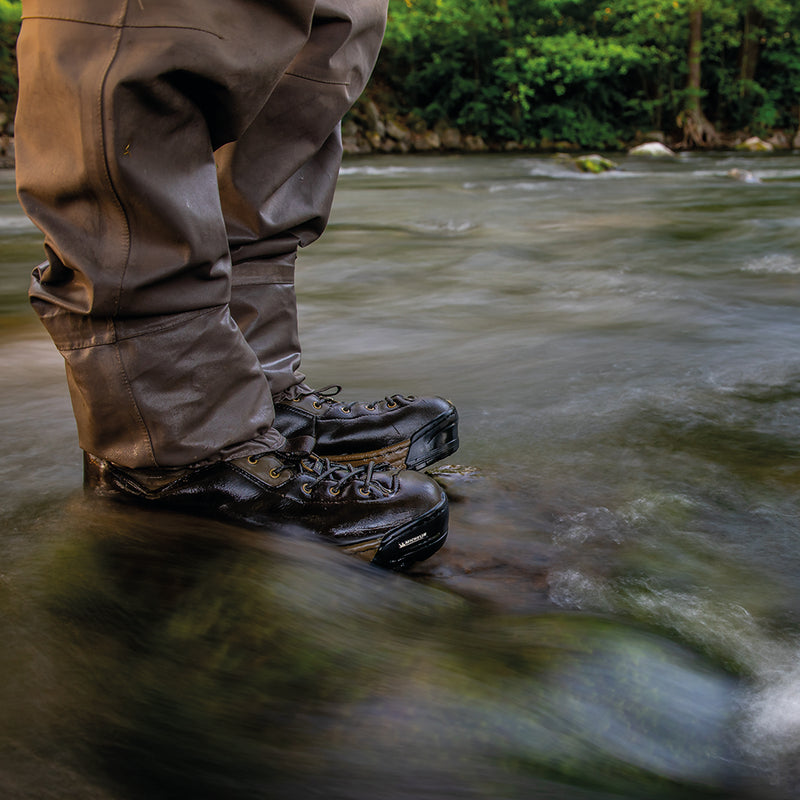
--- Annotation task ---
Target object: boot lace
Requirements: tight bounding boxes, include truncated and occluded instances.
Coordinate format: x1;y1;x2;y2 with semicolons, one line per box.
286;384;413;413
301;456;396;497
249;445;397;498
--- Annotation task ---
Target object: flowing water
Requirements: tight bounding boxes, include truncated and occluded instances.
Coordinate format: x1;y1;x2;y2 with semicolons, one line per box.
1;152;799;799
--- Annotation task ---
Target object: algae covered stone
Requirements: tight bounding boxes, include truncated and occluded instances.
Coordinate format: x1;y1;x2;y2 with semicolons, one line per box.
574;154;618;173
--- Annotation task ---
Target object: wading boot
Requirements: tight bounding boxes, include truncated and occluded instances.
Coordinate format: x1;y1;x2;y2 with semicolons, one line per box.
272;385;459;470
84;439;448;571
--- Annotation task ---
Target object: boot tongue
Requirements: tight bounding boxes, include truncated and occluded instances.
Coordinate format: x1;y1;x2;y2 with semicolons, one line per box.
278;435;317;458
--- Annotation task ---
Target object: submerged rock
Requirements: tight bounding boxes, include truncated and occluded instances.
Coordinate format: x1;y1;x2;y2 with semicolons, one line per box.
727;168;761;184
574;153;618;173
628;142;677;157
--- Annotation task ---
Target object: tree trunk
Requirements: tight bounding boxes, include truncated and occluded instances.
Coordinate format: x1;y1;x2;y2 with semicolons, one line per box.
739;6;763;91
678;3;719;147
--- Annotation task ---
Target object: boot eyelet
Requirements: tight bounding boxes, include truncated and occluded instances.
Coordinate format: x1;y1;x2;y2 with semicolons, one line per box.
312;401;322;409
247;455;260;465
329;486;341;497
301;483;313;496
340;407;352;413
365;404;376;411
358;486;371;497
268;467;282;479
386;400;398;409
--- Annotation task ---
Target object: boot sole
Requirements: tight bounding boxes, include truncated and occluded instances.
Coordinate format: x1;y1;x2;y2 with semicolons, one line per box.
342;497;448;571
322;408;459;471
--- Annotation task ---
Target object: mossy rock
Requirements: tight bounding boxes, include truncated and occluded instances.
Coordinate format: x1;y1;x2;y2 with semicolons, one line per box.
574;153;619;173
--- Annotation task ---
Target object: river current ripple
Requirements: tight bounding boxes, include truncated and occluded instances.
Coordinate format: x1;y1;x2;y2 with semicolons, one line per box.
1;153;799;799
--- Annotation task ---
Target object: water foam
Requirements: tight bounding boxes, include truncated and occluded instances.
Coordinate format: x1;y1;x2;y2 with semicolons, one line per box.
742;254;800;274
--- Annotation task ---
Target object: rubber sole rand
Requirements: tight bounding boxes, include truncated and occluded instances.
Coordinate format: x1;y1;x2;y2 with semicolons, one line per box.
342;497;449;571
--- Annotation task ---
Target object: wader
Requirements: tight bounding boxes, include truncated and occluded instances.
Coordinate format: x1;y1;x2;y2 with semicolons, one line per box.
15;0;387;468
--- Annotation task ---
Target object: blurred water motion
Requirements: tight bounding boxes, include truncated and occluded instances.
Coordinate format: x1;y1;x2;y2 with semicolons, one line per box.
2;499;746;800
2;153;800;798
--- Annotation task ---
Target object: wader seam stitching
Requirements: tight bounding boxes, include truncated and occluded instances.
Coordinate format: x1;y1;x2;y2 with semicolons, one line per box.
230;278;294;287
98;0;156;466
284;71;349;86
21;16;223;38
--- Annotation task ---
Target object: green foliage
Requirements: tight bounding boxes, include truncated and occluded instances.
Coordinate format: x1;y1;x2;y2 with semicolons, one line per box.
0;0;797;147
376;0;800;147
0;0;21;23
0;0;21;123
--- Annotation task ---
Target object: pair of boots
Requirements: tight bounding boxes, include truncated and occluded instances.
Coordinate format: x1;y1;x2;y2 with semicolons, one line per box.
85;384;459;571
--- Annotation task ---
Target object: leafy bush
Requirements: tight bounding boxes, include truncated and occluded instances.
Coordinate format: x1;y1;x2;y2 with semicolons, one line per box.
0;0;21;127
375;0;800;147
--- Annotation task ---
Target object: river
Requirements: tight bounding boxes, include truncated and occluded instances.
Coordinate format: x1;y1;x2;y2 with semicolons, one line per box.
1;152;799;799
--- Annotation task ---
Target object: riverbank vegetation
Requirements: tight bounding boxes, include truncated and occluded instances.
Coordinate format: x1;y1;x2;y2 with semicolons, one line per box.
0;0;798;153
0;0;19;133
361;0;800;152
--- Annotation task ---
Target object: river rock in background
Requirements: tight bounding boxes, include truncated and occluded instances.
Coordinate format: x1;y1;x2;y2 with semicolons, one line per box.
767;131;791;150
574;153;618;173
0;135;13;169
628;142;677;157
411;129;441;152
463;134;487;152
727;168;761;183
435;121;463;150
736;136;774;152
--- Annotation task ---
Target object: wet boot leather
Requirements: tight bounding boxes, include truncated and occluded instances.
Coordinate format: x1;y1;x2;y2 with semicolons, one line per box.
84;440;448;571
274;385;459;470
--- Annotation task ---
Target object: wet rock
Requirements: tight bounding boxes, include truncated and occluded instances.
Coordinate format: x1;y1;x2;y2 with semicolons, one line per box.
628;142;676;157
341;134;372;156
727;168;760;184
412;130;441;151
767;130;790;150
438;126;462;151
341;117;359;139
574;154;618;173
385;118;410;144
365;130;384;150
463;134;487;152
364;99;386;138
0;135;14;168
736;136;773;152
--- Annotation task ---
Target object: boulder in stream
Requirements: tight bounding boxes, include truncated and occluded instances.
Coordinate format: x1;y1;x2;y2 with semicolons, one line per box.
574;153;618;173
628;142;677;157
736;136;773;152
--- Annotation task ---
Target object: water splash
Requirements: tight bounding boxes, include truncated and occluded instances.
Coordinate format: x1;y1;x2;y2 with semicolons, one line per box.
742;254;800;274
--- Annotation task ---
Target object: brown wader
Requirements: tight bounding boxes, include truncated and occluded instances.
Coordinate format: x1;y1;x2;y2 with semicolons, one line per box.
15;0;387;468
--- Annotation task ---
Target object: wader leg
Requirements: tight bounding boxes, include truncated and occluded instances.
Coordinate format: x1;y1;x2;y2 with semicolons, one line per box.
15;0;317;467
217;0;388;397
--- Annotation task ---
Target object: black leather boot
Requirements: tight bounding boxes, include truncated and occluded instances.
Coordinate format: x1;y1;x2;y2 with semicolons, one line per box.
272;385;459;470
84;438;448;571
